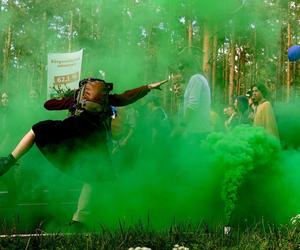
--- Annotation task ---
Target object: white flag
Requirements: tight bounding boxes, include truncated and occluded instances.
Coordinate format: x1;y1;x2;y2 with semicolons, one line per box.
47;49;83;98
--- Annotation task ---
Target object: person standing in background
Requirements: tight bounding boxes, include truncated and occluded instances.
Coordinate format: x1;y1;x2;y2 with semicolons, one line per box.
181;60;211;142
233;96;252;125
251;83;279;139
224;105;238;131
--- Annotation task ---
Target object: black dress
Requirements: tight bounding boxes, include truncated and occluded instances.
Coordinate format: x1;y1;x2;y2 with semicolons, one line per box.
31;85;150;182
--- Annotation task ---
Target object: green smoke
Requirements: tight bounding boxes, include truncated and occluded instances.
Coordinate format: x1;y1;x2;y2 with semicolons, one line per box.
204;126;281;225
1;0;300;233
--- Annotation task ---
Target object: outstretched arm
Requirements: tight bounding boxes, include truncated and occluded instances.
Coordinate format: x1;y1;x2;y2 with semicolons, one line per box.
147;79;168;90
109;79;168;106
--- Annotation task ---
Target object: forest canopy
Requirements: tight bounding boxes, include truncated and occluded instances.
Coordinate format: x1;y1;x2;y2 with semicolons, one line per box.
0;0;299;105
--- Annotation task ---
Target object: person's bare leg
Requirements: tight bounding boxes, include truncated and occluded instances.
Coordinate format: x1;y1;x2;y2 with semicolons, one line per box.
1;129;35;176
11;129;35;160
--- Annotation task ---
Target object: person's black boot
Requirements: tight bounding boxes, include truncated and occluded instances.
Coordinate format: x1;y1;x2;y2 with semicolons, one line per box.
0;154;17;176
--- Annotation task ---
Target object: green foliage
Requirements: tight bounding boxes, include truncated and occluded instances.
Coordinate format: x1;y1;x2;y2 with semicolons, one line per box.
0;0;294;92
50;84;74;99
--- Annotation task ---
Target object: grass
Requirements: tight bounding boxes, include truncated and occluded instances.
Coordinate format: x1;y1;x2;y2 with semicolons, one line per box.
0;221;300;250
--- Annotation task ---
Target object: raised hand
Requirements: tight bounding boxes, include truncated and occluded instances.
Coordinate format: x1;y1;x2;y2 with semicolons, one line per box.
147;79;168;90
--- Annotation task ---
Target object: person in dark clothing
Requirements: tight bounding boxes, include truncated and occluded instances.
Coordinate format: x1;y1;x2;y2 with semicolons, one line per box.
233;95;252;125
224;105;238;131
0;78;168;181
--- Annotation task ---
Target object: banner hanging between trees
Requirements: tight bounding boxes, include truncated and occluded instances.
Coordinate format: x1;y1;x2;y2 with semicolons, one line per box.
47;49;83;98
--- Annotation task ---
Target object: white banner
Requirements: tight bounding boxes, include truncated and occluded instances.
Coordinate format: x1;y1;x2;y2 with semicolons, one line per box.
47;49;83;98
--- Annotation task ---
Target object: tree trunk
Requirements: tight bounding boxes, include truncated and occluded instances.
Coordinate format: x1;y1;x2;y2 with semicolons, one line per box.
211;29;218;101
202;23;210;79
276;26;284;101
236;46;241;96
2;25;12;91
249;28;257;87
240;46;246;95
38;11;48;98
68;11;73;52
188;20;193;50
224;44;229;104
287;22;291;102
228;35;235;104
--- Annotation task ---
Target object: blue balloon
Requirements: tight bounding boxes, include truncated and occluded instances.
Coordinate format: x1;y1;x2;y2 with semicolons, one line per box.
288;45;300;61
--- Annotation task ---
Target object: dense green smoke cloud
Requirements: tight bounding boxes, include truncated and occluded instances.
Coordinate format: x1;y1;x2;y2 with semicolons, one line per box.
40;124;300;231
1;0;300;233
204;126;281;225
276;101;300;149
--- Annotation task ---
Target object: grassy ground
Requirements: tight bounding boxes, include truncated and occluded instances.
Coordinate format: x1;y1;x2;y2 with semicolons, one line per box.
0;222;299;250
